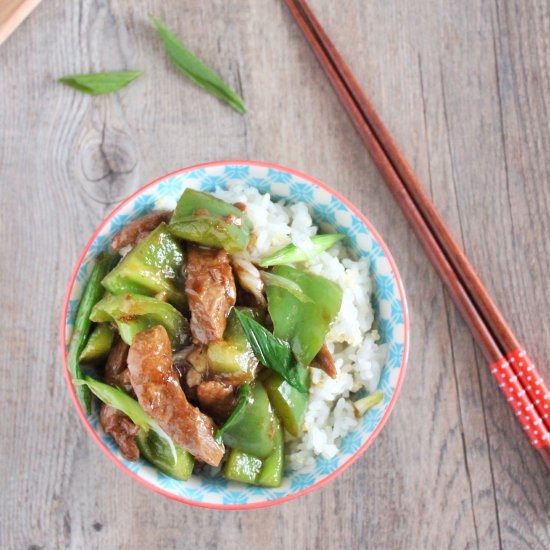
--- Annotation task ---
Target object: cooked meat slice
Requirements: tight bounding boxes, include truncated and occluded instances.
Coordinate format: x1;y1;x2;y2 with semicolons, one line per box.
197;380;237;424
311;343;337;379
110;211;172;252
127;325;225;466
231;254;265;306
104;336;133;393
185;245;237;344
99;403;140;461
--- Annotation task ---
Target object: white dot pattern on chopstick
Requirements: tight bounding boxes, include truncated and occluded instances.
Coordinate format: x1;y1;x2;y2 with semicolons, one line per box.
490;349;550;449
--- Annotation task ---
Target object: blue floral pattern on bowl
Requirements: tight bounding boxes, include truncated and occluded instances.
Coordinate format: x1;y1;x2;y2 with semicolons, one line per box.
62;161;409;509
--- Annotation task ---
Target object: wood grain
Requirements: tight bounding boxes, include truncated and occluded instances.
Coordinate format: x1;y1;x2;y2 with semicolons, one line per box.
1;0;549;548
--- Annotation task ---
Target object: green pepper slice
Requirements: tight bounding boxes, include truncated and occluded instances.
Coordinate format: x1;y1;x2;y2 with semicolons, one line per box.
136;430;194;481
207;307;260;380
102;223;186;310
223;421;284;487
90;293;189;349
267;266;343;367
79;323;115;362
221;382;278;460
264;367;309;437
168;188;251;252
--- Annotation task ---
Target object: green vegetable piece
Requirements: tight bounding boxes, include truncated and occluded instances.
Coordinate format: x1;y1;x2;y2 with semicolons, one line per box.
90;293;189;349
234;309;308;394
216;383;252;443
77;376;192;479
256;422;284;488
223;421;284;487
59;71;143;95
102;223;186;310
261;271;312;303
207;308;260;379
353;390;384;417
221;383;278;460
67;254;113;413
223;449;262;485
267;266;343;367
79;323;115;362
136;430;194;481
264;369;309;437
259;234;345;267
168;189;251;252
151;16;246;113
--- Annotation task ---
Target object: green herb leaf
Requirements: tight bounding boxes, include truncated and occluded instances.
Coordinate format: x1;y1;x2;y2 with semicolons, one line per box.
215;383;252;443
259;234;345;267
353;390;384;417
151;16;246;113
261;271;312;303
234;310;308;394
59;71;143;95
76;375;178;462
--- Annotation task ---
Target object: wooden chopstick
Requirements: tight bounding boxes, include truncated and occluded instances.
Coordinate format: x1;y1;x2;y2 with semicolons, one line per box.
0;0;42;46
286;0;550;469
289;0;550;438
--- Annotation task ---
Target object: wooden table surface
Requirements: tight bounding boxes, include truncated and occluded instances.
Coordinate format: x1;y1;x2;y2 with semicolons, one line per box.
2;1;550;548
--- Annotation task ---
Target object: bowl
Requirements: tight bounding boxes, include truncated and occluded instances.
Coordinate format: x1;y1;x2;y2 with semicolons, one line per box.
61;160;409;509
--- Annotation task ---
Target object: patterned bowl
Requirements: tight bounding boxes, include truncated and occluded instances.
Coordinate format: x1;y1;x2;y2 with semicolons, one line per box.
61;160;409;509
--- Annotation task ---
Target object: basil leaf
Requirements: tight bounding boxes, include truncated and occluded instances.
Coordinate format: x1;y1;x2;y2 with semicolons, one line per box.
261;271;312;303
75;376;178;462
259;234;345;267
215;383;252;443
59;71;143;95
234;310;308;394
151;16;246;114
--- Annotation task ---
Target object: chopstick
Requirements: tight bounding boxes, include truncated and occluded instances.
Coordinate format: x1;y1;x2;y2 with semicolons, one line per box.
0;0;42;46
285;0;550;469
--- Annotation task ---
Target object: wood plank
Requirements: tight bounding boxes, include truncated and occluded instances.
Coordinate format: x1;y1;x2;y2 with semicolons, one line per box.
1;0;549;548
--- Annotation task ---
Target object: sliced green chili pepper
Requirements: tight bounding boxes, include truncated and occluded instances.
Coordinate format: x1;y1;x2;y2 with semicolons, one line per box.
267;266;343;367
102;223;186;310
234;309;308;393
207;308;261;380
90;293;189;349
215;383;252;443
259;234;345;267
223;421;284;487
264;368;309;437
136;430;194;480
67;253;113;413
168;188;251;252
221;382;278;459
223;449;262;485
255;422;284;487
79;323;115;362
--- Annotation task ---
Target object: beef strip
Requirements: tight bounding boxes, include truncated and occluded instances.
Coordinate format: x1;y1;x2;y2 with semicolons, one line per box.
99;403;140;461
185;245;236;345
127;325;225;467
310;343;338;379
104;336;133;394
110;210;172;252
196;380;237;424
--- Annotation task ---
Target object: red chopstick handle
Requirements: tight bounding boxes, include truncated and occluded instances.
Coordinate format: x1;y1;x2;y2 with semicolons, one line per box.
491;353;550;448
506;349;550;431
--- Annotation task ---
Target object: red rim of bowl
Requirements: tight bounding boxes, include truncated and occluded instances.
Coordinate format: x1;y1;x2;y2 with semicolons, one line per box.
60;160;410;510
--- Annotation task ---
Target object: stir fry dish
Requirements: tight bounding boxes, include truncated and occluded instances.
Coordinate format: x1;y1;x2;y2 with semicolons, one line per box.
69;189;345;487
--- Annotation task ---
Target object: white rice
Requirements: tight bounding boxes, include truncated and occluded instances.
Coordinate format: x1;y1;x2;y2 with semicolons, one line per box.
212;181;388;470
